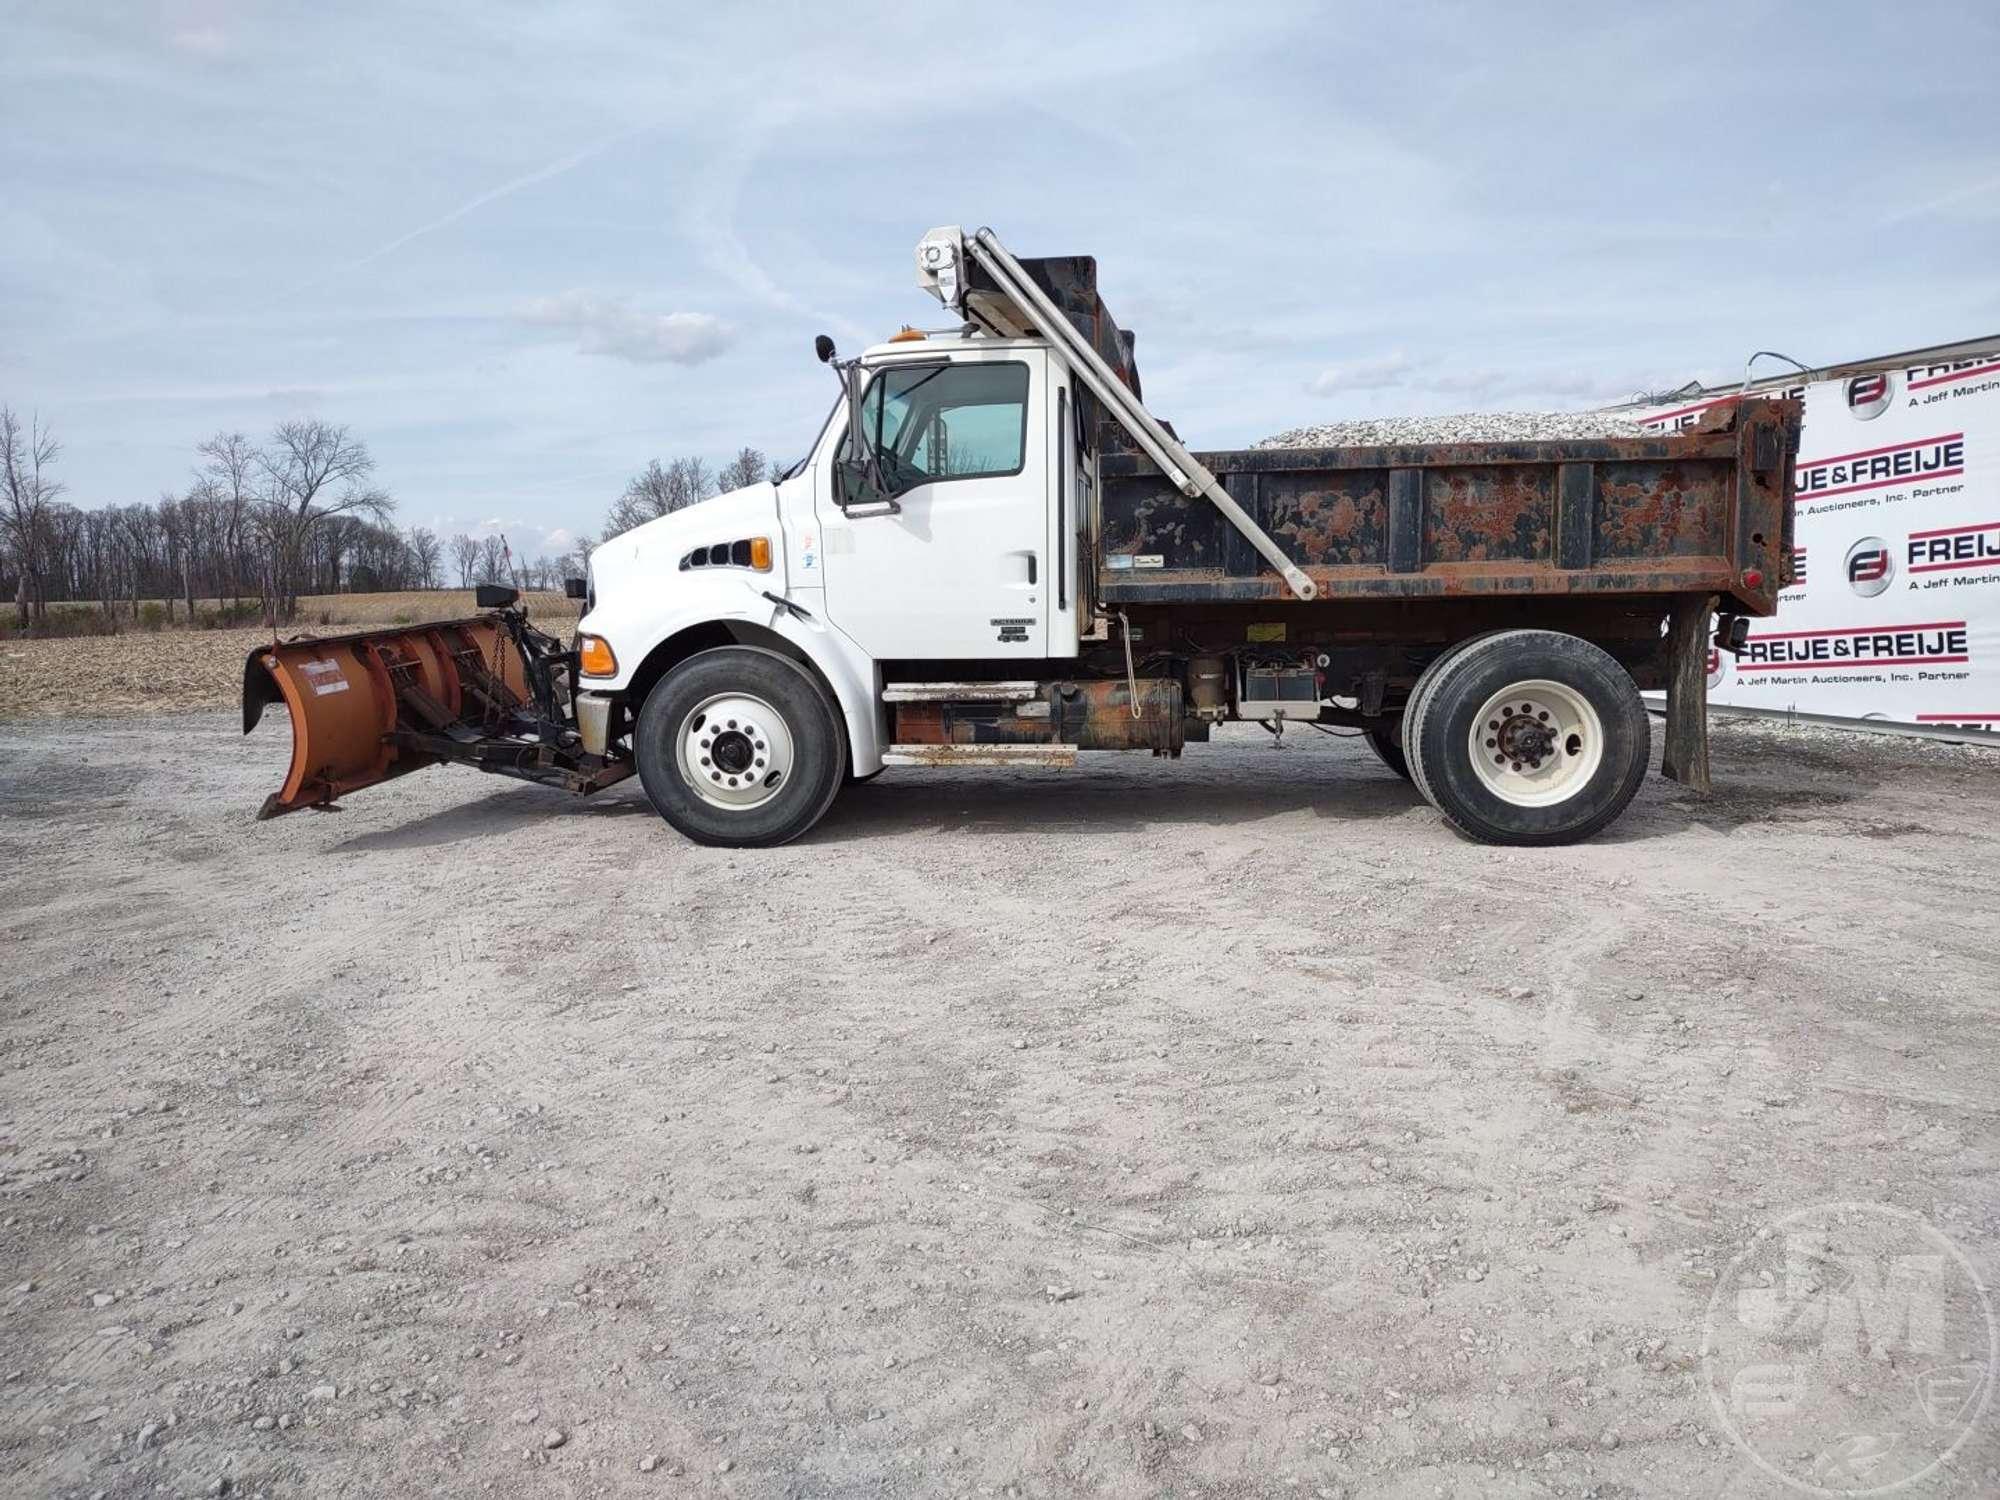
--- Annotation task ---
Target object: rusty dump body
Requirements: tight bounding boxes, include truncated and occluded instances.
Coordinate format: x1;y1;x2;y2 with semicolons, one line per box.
1096;401;1797;615
241;607;629;819
985;251;1802;627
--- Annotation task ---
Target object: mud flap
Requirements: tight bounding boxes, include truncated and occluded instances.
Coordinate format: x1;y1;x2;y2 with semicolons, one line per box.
242;617;532;818
1660;594;1712;793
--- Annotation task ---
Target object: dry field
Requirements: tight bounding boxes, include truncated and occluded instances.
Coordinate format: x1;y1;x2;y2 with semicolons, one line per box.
1;707;1996;1499
0;593;580;718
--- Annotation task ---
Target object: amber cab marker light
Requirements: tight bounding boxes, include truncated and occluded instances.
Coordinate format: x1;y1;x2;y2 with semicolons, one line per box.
748;536;773;571
886;326;927;343
577;635;618;677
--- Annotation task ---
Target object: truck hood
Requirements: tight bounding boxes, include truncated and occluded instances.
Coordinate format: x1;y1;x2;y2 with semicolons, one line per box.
587;483;780;591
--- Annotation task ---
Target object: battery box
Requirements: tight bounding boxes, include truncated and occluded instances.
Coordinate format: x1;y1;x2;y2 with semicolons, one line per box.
1239;666;1319;720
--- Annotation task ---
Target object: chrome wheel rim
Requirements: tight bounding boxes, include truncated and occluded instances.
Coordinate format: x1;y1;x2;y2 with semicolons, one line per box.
1466;679;1603;808
677;693;794;811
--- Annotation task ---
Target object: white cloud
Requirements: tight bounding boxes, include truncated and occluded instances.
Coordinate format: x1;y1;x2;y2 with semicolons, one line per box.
1305;353;1418;396
543;527;575;552
516;292;732;365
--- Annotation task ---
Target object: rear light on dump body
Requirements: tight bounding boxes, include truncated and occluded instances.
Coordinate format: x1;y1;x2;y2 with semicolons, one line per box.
1743;568;1765;589
578;635;618;677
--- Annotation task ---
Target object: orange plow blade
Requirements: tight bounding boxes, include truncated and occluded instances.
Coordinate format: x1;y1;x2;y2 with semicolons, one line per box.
241;614;630;819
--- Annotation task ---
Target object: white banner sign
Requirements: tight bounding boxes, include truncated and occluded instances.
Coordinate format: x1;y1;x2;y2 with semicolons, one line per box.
1632;352;2000;736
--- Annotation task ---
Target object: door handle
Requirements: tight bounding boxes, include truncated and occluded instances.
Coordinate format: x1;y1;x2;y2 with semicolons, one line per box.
1027;553;1038;586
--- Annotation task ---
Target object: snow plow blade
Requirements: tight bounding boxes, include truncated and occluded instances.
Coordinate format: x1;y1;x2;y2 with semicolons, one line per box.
241;610;632;820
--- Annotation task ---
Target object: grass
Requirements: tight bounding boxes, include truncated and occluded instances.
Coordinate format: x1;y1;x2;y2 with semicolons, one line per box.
0;590;586;719
3;590;581;640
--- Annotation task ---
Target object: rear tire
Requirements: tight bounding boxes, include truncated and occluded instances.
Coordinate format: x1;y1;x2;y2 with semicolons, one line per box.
1401;630;1508;809
634;646;847;847
1364;726;1410;780
1407;630;1648;846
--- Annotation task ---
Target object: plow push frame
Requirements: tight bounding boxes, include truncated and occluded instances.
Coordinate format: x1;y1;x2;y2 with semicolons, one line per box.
240;585;632;820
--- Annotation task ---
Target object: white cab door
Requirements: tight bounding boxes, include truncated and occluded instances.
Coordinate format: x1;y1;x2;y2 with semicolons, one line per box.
814;349;1047;660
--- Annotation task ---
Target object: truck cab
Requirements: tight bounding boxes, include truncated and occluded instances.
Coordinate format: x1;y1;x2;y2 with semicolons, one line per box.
801;335;1083;661
571;328;1088;798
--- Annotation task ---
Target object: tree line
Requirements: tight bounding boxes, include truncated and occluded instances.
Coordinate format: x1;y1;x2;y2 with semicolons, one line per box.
577;445;771;567
1;402;774;634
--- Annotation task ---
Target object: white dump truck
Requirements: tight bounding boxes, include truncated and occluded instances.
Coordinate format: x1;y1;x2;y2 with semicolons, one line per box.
244;226;1800;846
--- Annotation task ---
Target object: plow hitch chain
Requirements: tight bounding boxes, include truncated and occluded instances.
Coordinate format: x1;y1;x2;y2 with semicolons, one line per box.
241;600;632;820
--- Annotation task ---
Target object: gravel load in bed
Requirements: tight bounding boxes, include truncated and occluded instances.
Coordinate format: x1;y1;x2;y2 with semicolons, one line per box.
1259;410;1647;448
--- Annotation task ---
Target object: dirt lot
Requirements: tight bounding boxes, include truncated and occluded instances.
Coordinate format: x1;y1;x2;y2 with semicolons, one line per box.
1;712;1996;1498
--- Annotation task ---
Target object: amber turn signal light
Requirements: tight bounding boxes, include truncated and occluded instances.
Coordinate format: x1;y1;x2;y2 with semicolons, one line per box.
577;634;618;677
748;536;772;571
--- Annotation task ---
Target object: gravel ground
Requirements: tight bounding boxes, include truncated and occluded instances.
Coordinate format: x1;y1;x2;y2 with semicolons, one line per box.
2;713;1996;1499
1260;413;1647;448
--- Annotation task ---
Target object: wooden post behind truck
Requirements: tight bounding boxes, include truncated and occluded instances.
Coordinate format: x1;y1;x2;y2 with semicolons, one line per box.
243;225;1800;847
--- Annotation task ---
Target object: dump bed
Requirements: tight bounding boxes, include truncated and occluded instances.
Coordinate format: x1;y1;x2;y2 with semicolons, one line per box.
1095;400;1800;616
994;250;1799;619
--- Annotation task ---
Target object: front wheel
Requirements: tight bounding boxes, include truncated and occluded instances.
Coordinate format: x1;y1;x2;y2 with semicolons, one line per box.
1405;630;1648;846
633;646;847;847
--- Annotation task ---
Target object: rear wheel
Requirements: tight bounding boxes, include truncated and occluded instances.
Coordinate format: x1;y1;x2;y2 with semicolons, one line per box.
634;647;847;847
1405;630;1648;846
1402;629;1508;809
1364;726;1410;780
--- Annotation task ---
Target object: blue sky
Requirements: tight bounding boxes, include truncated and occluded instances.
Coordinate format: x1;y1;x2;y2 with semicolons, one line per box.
4;2;1996;559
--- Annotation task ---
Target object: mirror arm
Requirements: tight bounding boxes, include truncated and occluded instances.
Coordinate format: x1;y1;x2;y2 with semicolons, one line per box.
833;356;895;507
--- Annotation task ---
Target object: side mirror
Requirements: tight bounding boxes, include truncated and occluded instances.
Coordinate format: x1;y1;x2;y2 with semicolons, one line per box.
814;334;836;363
563;576;587;600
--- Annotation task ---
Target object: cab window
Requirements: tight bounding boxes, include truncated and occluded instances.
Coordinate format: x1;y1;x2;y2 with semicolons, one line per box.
862;362;1029;493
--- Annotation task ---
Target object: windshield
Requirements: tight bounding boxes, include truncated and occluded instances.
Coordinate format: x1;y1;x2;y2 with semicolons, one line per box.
775;392;844;483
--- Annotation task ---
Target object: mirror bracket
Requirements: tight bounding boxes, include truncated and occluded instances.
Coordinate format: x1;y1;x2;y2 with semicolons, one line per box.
835;458;901;516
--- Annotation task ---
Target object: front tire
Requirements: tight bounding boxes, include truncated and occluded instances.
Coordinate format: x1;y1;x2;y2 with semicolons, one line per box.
634;647;847;847
1405;630;1648;846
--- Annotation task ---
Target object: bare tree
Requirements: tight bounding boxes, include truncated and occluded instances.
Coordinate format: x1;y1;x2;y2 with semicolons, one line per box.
255;420;392;619
1;406;65;627
558;531;595;582
408;527;443;590
449;532;480;589
603;456;713;539
199;431;261;611
475;534;508;585
157;489;194;622
716;446;768;492
119;503;162;619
